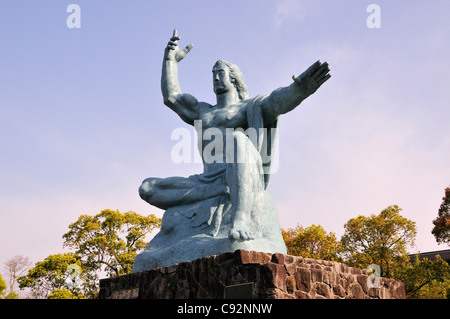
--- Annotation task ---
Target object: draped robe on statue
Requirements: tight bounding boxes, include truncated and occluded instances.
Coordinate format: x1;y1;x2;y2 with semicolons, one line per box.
132;94;287;272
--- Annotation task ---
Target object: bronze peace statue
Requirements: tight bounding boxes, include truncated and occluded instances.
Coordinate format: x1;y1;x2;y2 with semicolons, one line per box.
133;29;331;271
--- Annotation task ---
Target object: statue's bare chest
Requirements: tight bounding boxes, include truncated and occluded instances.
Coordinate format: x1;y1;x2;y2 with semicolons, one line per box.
198;102;247;129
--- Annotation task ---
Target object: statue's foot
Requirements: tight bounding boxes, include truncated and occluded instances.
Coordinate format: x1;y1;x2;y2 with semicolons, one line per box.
229;226;255;241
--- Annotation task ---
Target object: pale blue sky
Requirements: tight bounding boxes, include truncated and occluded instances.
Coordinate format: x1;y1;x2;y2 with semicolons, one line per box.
1;1;449;271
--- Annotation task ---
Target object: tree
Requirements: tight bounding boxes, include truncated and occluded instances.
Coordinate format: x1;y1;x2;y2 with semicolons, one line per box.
0;273;6;298
62;209;161;297
47;288;87;299
63;209;161;275
340;205;417;278
432;186;450;245
3;255;32;296
1;273;19;299
396;255;450;299
17;209;161;298
17;253;85;299
282;224;342;262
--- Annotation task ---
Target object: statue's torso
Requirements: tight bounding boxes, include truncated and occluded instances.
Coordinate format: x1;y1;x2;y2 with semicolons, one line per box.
195;99;253;173
198;101;248;130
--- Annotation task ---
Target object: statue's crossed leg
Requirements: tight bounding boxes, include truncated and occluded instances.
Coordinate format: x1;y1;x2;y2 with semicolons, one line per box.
139;130;265;241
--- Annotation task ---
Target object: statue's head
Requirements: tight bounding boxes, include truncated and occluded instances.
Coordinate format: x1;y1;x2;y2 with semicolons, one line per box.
212;60;249;101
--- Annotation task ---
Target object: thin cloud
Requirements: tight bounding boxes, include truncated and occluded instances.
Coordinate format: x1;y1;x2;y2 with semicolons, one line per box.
273;0;318;28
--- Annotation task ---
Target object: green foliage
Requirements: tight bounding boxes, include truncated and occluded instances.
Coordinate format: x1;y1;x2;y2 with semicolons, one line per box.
284;203;448;299
1;271;20;299
432;186;450;245
17;253;83;298
396;255;450;299
282;224;342;262
63;209;161;277
340;205;417;278
47;288;86;299
0;273;7;298
61;209;161;297
4;292;19;299
16;209;160;299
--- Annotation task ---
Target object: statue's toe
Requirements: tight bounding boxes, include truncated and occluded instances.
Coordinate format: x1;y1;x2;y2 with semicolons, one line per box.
229;229;240;241
229;228;254;241
240;231;249;241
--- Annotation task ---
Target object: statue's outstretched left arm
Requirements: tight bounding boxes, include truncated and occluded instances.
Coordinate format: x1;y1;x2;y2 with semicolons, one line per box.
261;60;331;120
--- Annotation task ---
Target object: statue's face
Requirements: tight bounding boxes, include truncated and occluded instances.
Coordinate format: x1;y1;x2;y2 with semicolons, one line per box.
213;64;234;95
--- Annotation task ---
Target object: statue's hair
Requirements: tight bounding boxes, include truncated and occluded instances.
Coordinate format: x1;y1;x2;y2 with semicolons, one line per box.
213;60;249;101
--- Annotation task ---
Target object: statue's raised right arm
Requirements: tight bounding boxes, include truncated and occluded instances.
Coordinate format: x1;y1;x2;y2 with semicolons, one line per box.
261;60;331;122
161;29;198;125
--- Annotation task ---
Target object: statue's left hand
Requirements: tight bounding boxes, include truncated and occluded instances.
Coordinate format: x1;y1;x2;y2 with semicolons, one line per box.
292;60;331;96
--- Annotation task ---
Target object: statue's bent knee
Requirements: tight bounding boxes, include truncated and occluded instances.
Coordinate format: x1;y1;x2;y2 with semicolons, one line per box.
139;178;158;201
228;130;262;166
231;130;248;145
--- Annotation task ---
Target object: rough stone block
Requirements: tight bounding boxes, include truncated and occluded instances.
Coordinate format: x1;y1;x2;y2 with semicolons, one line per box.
286;275;296;294
294;267;312;293
99;249;406;299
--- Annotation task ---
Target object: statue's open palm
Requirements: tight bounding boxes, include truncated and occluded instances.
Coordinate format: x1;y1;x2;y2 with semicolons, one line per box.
293;60;331;96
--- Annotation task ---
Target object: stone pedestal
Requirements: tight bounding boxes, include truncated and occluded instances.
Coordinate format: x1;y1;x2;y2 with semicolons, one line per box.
99;250;406;299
